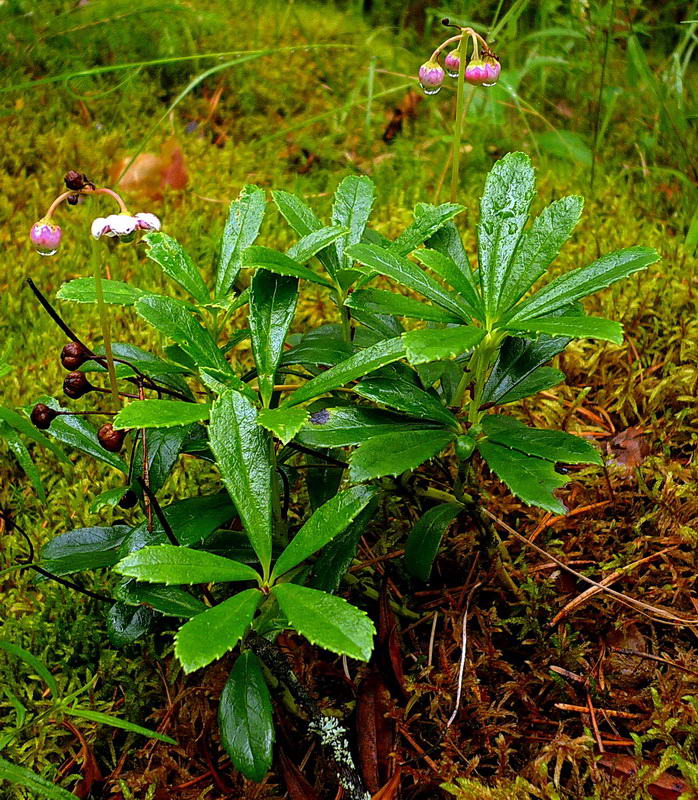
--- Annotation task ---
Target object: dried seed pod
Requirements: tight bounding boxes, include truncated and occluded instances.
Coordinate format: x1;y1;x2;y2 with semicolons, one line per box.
98;423;126;452
61;341;89;370
63;371;93;399
31;403;58;430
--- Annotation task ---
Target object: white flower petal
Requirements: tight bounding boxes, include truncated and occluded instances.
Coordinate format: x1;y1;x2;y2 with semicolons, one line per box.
91;217;109;238
105;213;137;236
135;212;161;231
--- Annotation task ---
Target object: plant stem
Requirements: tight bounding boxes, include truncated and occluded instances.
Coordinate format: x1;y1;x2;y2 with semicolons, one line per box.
91;241;119;402
449;32;469;202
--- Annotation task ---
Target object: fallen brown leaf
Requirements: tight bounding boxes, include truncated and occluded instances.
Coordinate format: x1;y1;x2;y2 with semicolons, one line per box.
356;670;395;794
599;753;689;800
607;426;650;468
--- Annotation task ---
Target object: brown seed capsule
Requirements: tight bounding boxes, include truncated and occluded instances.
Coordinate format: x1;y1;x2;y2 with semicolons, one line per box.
118;489;138;509
63;371;93;399
61;341;90;370
31;403;58;430
98;423;126;452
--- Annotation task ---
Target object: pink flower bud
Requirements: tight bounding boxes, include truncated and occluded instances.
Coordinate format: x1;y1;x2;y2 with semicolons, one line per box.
30;218;62;256
444;50;461;78
465;58;488;86
482;56;501;87
418;60;445;95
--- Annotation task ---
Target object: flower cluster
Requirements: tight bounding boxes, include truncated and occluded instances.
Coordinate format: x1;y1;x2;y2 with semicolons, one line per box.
28;171;161;256
418;25;500;96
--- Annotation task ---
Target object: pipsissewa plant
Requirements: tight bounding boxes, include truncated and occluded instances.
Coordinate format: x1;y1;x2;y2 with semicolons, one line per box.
22;153;657;792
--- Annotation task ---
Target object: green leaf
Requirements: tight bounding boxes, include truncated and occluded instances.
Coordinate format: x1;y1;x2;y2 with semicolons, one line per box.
477;440;570;514
116;580;207;618
0;406;69;464
107;602;155;647
284;337;406;407
345;288;462;324
332;175;376;271
287;226;347;264
282;327;353;367
402;325;485;365
272;189;341;279
390;202;464;256
135;295;233;377
482;415;602;465
413;249;482;321
216;184;266;298
498;195;584;312
242;246;334;288
130;424;191;494
478;152;536;319
57;276;147;306
90;486;129;513
41;525;131;576
481;334;570;406
272;583;374;661
175;588;262;673
36;396;127;472
0;641;58;696
209;390;273;573
115;545;260;585
297;406;436;449
508;246;660;322
503;315;623;344
273;486;378;579
113;400;210;430
250;270;299;407
422;209;479;299
349;429;454;481
63;706;177;744
404;503;461;581
121;494;235;553
354;377;458;427
257;406;309;445
0;756;78;800
1;422;45;500
347;243;470;319
496;367;565;404
144;231;209;304
219;651;274;782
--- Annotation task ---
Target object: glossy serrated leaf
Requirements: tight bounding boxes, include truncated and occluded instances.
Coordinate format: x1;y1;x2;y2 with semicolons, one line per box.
113;399;210;429
287;225;347;264
347;243;470;319
499;195;584;312
107;602;155;647
116;579;207;617
477;440;569;514
90;486;129;513
175;588;262;673
216;185;266;298
57;277;148;306
413;248;481;321
273;486;378;579
496;366;565;405
508;246;659;322
354;377;457;427
130;424;191;494
115;545;260;585
144;231;209;304
257;406;309;444
391;202;464;256
242;246;334;287
282;326;353;367
219;651;274;782
349;429;454;481
503;315;623;344
284;337;406;407
250;270;299;406
402;325;484;365
40;525;131;576
422;209;478;295
209;390;273;573
332;175;376;270
482;414;602;464
0;406;68;464
404;503;461;581
345;288;461;323
136;295;234;376
272;583;374;661
477;151;536;318
297;406;436;448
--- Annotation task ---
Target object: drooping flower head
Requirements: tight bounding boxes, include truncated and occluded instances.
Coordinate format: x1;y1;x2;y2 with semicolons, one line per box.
444;49;461;78
30;218;62;256
418;60;445;95
91;212;160;242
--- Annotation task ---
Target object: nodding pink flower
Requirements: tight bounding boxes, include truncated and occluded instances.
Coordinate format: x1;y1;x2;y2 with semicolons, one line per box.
466;56;501;87
418;60;445;95
444;50;461;78
30;218;62;256
134;212;161;232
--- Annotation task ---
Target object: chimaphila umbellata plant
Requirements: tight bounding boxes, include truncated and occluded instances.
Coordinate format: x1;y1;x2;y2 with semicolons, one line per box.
21;153;657;792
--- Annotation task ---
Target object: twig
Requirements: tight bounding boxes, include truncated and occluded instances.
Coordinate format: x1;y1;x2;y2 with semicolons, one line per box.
555;703;644;719
447;582;480;727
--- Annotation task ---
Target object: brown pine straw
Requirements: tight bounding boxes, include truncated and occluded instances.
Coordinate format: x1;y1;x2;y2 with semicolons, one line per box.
482;509;698;629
